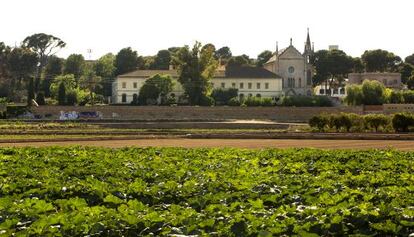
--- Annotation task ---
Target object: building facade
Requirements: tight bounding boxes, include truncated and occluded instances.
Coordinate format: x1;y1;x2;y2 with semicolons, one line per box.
348;72;402;89
263;30;314;96
112;66;283;104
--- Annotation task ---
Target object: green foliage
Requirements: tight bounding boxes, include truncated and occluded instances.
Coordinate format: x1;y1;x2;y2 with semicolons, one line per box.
150;50;171;70
346;80;386;105
361;80;386;105
115;47;141;76
228;97;241;106
407;73;414;90
309;115;329;131
27;78;35;105
406;53;414;65
139;74;174;105
256;50;273;67
364;114;390;132
66;90;78;106
361;49;402;72
215;46;232;60
389;90;404;103
227;55;251;67
58;82;66;105
244;96;262;106
280;95;332;107
0;147;413;236
173;42;218;105
6;105;28;118
392;113;414;132
199;95;215;106
402;90;414;103
64;54;85;83
211;88;238;105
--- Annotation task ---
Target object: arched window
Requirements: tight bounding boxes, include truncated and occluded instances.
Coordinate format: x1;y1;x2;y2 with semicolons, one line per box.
248;93;253;97
307;70;312;85
256;94;261;98
298;78;302;88
121;94;127;103
132;94;138;102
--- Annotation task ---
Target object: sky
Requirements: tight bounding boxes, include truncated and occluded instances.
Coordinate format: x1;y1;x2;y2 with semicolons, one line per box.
1;0;413;60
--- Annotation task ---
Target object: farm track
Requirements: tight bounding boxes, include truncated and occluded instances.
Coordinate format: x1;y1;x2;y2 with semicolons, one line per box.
1;138;414;150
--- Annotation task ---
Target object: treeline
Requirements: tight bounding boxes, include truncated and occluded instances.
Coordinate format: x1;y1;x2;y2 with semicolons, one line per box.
309;113;414;132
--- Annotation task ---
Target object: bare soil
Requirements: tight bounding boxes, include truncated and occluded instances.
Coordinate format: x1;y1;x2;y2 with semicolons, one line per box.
1;139;414;150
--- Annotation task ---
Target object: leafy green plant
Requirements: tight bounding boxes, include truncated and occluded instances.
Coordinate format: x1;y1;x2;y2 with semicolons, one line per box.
0;147;413;236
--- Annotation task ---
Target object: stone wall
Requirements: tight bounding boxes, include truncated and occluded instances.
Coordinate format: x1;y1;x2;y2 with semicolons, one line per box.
30;106;363;122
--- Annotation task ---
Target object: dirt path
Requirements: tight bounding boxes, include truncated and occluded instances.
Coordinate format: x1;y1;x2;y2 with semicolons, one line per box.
1;139;414;150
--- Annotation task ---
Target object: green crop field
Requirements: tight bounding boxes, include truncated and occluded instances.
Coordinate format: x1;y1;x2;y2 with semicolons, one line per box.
0;147;413;236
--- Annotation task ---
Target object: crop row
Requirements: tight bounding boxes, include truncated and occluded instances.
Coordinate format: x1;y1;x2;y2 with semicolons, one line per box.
0;147;413;236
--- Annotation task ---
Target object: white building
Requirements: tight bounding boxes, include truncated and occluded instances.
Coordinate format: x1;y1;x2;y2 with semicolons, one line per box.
263;29;314;96
112;65;283;104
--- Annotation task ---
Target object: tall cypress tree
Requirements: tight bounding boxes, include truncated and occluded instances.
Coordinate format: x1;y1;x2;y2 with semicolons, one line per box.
58;82;66;105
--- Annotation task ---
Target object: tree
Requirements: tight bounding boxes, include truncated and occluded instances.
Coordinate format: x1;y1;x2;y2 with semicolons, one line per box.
211;88;238;105
352;57;365;73
407;72;414;90
364;114;390;132
58;82;66;105
361;80;386;105
312;50;353;95
398;63;414;84
22;33;66;93
345;84;364;105
256;50;273;67
361;49;402;72
64;54;85;85
405;53;414;66
27;78;35;105
50;74;77;98
114;47;140;76
80;70;102;105
139;74;174;105
227;55;250;67
173;42;218;105
215;46;232;59
151;50;171;70
95;53;115;97
44;55;63;97
7;47;38;93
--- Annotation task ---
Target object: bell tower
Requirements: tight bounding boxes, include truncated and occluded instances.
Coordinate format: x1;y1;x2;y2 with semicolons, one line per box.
304;28;314;90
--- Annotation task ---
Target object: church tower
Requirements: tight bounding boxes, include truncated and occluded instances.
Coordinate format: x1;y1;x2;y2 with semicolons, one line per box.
304;28;314;93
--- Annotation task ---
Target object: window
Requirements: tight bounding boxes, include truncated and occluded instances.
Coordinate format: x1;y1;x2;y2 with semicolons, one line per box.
333;88;338;94
288;66;295;73
232;83;236;88
133;82;137;88
288;78;295;88
340;88;345;95
319;89;324;94
221;82;225;88
122;82;126;89
239;94;244;100
248;83;252;89
256;94;261;98
298;78;302;88
257;83;261;89
307;70;312;85
240;83;244;89
248;93;253;97
121;94;127;103
265;83;269;89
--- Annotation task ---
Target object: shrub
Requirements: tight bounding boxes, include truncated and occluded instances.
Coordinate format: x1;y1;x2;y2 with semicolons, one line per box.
244;97;262;106
66;91;78;106
260;98;274;107
402;90;414;104
281;95;333;107
361;80;386;105
199;95;215;106
6;105;28;118
389;91;404;104
392;113;414;132
364;114;390;132
309;115;329;131
211;88;238;105
228;97;241;106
